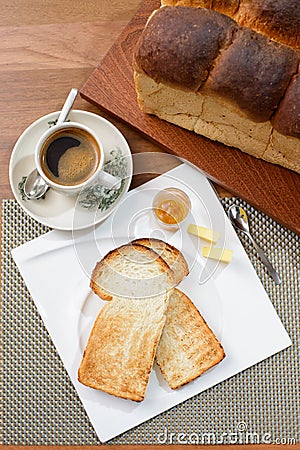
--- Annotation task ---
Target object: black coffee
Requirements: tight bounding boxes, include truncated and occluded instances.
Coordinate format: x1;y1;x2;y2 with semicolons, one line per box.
40;127;100;186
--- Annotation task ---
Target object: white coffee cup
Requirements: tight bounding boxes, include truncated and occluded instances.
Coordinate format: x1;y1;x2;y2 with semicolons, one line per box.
35;121;120;196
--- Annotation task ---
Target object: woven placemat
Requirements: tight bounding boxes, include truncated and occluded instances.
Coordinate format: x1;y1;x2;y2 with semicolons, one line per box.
1;198;299;446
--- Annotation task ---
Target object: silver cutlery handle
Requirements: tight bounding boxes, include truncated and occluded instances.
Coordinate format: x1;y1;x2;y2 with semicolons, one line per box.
56;88;78;125
250;236;281;285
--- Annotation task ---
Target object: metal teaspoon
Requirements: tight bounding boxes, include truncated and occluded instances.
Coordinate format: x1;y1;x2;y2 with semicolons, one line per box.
228;204;281;285
24;88;78;199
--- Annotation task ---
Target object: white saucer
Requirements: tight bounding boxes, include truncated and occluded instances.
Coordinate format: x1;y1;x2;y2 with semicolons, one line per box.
9;110;133;231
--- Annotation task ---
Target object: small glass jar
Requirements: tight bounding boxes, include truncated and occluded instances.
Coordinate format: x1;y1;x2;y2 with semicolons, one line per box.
152;187;191;230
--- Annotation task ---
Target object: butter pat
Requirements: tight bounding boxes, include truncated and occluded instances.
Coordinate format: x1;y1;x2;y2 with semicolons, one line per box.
202;246;233;263
187;224;220;244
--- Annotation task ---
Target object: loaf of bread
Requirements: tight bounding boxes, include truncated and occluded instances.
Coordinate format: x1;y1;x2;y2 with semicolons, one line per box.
156;288;225;389
90;243;175;300
78;293;168;401
134;6;300;173
161;0;300;50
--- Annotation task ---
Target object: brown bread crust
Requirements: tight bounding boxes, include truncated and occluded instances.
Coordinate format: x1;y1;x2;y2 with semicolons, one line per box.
213;0;239;15
236;0;300;50
205;27;299;122
161;0;300;49
272;71;300;139
134;6;237;91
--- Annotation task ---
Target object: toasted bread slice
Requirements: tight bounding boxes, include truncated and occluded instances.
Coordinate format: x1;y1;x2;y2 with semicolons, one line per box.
90;243;175;300
78;293;168;401
132;238;189;285
156;288;225;389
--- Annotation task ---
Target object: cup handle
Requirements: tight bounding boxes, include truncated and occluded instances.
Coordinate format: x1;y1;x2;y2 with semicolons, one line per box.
97;171;122;189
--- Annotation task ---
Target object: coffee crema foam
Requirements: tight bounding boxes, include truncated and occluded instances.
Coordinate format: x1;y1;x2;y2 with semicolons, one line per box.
40;127;101;186
58;146;97;184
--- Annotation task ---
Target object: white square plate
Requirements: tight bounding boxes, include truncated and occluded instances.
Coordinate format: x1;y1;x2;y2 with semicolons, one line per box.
12;163;291;442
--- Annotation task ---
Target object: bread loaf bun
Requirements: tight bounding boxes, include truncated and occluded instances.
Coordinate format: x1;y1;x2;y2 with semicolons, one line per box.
161;0;300;50
272;73;300;138
203;26;297;122
136;6;237;91
134;6;300;173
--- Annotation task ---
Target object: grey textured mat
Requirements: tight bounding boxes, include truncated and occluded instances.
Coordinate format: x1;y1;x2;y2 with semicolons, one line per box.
1;198;299;445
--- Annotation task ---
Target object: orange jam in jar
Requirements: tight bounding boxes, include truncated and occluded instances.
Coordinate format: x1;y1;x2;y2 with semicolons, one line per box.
153;188;191;228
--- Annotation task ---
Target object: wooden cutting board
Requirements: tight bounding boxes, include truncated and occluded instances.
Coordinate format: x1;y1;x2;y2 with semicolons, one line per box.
80;0;300;235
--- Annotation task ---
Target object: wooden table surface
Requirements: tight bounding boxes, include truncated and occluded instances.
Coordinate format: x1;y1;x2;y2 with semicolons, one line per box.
0;1;297;449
